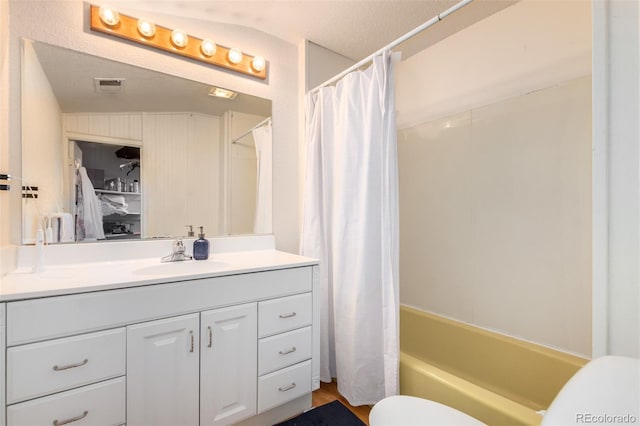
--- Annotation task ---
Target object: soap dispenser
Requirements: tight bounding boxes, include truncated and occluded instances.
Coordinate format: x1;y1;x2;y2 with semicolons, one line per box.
193;226;209;260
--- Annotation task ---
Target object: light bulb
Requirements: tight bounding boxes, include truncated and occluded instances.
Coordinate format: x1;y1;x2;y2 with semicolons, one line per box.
200;39;216;57
98;6;120;26
227;48;243;65
137;19;156;38
251;56;266;72
171;29;189;48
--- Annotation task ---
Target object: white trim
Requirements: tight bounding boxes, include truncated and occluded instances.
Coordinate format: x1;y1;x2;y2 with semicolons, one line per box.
591;0;609;358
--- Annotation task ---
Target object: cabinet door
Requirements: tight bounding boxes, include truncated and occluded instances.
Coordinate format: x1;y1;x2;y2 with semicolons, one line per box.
127;314;199;426
200;303;257;426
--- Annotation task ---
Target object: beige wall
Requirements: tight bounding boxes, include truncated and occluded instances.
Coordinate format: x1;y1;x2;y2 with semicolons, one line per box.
396;0;592;357
399;77;592;356
396;0;591;129
1;0;18;276
21;40;64;243
6;0;299;252
305;41;355;91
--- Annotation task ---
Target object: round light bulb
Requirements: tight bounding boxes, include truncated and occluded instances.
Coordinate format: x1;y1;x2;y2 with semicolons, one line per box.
98;6;120;26
251;56;266;72
227;48;243;65
200;39;217;57
137;19;156;38
171;29;189;48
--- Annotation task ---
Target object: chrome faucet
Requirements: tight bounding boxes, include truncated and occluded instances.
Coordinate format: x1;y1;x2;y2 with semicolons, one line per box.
161;238;193;262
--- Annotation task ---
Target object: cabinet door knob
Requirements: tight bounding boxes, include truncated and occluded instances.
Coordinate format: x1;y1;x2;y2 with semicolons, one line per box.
53;410;88;426
53;359;89;371
279;312;296;319
208;326;213;348
189;330;194;353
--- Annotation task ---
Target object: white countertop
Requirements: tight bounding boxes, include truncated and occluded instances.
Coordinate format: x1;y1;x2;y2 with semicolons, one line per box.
0;250;318;302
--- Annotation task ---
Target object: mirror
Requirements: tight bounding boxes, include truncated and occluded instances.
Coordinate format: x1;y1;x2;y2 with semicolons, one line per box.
21;40;272;244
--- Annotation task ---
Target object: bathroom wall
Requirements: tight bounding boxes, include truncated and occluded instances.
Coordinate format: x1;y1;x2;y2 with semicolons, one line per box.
6;0;300;252
21;40;64;244
0;0;18;277
399;77;592;356
395;0;592;357
396;0;591;129
305;41;356;91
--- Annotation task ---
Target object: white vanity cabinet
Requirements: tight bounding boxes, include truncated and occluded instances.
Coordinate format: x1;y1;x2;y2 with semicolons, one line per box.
127;314;200;426
2;263;317;426
1;303;6;426
200;303;257;426
257;294;313;413
127;305;259;426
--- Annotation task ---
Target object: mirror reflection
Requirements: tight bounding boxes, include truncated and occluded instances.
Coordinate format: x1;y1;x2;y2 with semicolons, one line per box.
21;40;272;244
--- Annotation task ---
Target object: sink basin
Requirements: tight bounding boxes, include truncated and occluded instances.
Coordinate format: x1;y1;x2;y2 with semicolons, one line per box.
134;260;228;276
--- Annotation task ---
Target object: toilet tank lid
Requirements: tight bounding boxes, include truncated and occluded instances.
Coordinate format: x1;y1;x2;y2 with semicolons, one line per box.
541;355;640;425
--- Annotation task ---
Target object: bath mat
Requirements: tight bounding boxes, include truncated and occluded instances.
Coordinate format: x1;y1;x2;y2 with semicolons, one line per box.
274;400;366;426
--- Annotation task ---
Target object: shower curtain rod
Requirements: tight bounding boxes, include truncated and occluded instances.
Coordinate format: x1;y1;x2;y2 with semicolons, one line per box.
232;116;272;144
309;0;474;94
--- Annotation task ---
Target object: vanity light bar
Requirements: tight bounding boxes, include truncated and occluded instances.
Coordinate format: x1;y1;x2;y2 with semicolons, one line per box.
89;5;267;80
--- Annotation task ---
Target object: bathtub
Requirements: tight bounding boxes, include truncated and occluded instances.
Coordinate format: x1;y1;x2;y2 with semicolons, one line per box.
399;306;588;425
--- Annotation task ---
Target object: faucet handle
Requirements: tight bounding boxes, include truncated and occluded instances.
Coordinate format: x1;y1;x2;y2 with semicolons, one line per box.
185;225;195;237
173;237;185;251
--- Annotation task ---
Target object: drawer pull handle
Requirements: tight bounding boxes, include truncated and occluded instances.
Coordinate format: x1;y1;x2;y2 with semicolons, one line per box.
52;359;88;371
279;312;297;319
189;330;194;353
208;326;213;348
279;346;297;355
53;410;88;426
278;382;296;392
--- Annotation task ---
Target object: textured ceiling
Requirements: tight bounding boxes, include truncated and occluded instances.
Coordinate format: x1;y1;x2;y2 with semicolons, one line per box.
104;0;516;61
32;42;272;116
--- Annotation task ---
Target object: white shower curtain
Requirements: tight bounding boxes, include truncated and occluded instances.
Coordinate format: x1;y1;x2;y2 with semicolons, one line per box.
301;51;400;405
252;121;272;234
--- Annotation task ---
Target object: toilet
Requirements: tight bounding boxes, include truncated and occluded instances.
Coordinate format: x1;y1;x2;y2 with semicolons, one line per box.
370;356;640;426
370;395;486;425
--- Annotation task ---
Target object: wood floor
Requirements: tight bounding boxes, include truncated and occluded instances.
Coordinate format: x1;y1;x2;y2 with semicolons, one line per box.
312;380;372;425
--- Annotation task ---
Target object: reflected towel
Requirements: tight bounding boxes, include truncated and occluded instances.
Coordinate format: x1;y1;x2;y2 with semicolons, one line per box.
99;194;129;216
49;212;74;243
78;167;105;240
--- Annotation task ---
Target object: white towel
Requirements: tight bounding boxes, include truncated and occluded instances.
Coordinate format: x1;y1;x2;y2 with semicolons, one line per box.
78;167;105;240
99;194;129;216
50;212;74;243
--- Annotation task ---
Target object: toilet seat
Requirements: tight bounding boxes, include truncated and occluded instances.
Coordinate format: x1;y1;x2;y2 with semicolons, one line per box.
369;395;486;426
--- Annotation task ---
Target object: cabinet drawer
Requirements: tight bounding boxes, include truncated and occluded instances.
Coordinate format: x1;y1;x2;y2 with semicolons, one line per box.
259;326;312;376
7;377;125;426
258;360;312;413
258;293;312;338
7;328;125;404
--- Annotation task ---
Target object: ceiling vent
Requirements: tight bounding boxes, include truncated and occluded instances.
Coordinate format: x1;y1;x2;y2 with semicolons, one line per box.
94;78;125;93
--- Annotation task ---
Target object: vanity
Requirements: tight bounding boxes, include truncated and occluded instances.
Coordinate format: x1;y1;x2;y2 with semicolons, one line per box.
0;237;319;426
